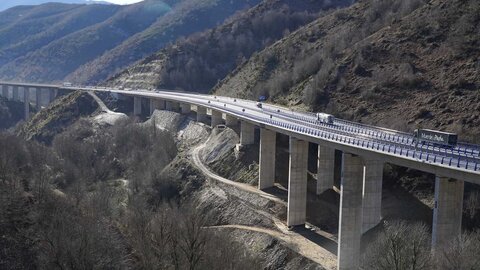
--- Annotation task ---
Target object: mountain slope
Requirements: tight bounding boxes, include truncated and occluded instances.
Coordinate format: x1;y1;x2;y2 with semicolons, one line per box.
0;1;170;83
0;0;270;85
106;0;353;92
0;0;102;12
67;0;263;84
0;4;121;65
213;0;480;142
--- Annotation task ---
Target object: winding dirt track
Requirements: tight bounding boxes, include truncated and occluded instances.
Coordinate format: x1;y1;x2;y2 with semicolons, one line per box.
190;143;338;269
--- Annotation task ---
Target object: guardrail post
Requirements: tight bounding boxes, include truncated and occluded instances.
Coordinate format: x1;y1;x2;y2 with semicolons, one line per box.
432;177;464;251
287;137;308;227
259;128;276;190
338;153;364;269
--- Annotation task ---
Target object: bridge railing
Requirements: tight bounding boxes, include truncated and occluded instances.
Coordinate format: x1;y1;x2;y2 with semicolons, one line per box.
205;102;479;173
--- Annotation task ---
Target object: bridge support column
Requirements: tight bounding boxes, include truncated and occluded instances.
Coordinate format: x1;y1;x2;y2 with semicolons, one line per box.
259;128;276;189
35;88;42;110
180;103;191;114
48;88;57;104
172;102;180;112
240;121;255;145
338;153;364;270
12;86;19;101
287;137;308;227
133;97;142;115
150;99;165;115
362;159;384;233
197;106;207;123
432;176;464;251
1;85;7;98
165;101;173;111
166;101;179;112
211;110;223;127
317;145;335;194
23;88;30;120
225;114;237;127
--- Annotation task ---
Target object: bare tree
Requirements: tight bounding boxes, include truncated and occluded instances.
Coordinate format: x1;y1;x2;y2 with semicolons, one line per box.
436;231;480;270
465;191;479;220
362;220;432;270
178;209;208;270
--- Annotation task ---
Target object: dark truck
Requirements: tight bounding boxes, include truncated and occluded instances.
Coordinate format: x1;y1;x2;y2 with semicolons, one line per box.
414;129;458;147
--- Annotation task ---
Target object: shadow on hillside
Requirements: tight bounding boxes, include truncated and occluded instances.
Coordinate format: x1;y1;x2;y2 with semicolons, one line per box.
291;226;338;255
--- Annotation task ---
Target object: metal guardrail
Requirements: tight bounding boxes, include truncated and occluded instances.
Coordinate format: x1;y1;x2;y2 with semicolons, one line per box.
205;101;479;173
2;82;479;174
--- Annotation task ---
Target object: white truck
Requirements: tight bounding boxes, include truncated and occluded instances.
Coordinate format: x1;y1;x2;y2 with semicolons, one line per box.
316;113;334;124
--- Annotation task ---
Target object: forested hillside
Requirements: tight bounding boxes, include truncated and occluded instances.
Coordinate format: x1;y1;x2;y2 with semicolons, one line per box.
68;0;264;84
106;0;353;91
0;0;262;84
213;0;480;142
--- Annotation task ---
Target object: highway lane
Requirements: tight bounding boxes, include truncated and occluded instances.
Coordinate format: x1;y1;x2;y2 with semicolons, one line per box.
85;87;480;174
202;94;480;161
2;82;478;178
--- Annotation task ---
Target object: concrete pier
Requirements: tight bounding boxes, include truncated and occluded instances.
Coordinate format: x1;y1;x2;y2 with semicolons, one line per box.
211;110;223;127
180;103;191;114
166;101;179;112
197;106;207;123
259;128;276;189
35;88;42;110
150;99;163;115
338;153;364;270
362;159;384;233
225;114;237;127
133;96;142;115
432;177;464;251
165;101;173;111
23;88;30;120
240;121;255;145
1;85;7;98
12;86;19;101
287;137;309;227
48;88;56;103
317;145;335;194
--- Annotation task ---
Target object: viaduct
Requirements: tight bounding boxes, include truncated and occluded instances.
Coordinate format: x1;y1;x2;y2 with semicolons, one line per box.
1;82;479;269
